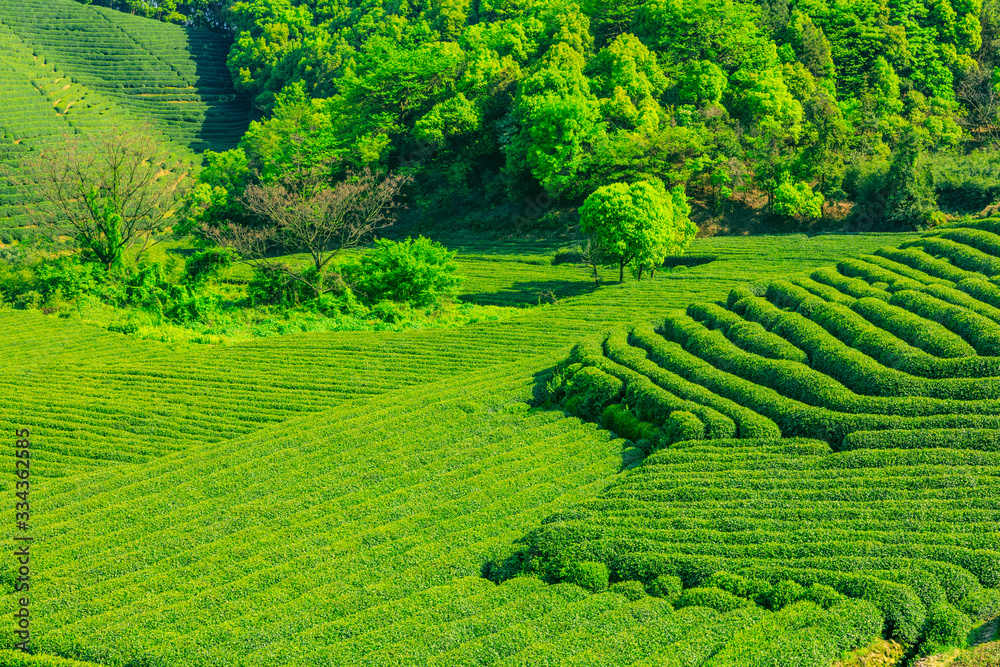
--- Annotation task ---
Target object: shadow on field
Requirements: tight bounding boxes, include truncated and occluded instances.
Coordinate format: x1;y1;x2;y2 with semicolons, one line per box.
459;279;601;307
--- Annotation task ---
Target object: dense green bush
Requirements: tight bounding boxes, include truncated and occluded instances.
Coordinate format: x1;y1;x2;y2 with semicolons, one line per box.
601;403;659;446
921;602;971;653
560;560;609;593
661;410;705;447
647;574;683;603
608;579;647;601
341;236;460;309
675;587;752;613
562;365;625;421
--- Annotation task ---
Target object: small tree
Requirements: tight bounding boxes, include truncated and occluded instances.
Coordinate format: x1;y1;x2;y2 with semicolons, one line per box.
579;180;695;283
9;126;188;269
205;167;409;300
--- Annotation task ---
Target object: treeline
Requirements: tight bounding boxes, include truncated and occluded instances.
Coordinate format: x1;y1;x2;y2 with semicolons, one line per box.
91;0;1000;230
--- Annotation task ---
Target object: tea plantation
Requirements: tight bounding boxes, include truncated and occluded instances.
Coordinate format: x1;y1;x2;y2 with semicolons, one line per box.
7;228;1000;665
0;0;250;244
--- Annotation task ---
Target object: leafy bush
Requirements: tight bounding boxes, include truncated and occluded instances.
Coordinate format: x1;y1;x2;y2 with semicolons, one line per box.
562;365;625;421
184;247;235;286
675;586;752;613
601;404;659;446
661;410;705;446
767;579;806;610
342;236;460;308
647;574;683;603
609;579;647;601
560;560;609;593
921;602;971;653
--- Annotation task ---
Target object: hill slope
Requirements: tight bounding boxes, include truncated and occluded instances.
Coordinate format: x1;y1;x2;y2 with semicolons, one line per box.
0;0;249;153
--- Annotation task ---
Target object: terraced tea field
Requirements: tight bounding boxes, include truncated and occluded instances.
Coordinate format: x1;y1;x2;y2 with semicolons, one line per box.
0;0;249;152
0;0;250;243
0;233;916;477
6;227;1000;664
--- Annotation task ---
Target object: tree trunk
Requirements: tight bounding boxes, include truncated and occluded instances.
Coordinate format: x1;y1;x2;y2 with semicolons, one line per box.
619;261;625;284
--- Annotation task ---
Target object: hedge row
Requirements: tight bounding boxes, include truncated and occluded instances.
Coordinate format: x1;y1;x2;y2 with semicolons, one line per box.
922;282;1000;325
936;228;1000;259
891;289;1000;356
779;292;1000;380
687;301;809;363
876;246;981;283
850;297;977;358
564;335;715;438
836;257;925;292
634;321;1000;445
902;236;1000;276
842;428;1000;451
788;276;857;304
958;277;1000;311
810;267;891;301
730;296;1000;401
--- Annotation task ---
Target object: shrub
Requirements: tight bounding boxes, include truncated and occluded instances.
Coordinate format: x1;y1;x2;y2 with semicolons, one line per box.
247;265;312;307
704;571;772;602
957;586;1000;621
560;560;609;593
609;579;647;601
601;403;659;446
563;366;625;421
647;574;683;603
802;583;846;609
675;586;752;612
922;602;971;653
341;236;460;308
661;410;705;446
184;247;234;286
552;248;584;265
767;579;806;610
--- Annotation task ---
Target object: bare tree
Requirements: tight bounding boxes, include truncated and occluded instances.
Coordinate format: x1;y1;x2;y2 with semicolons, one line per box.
204;167;410;299
7;125;188;269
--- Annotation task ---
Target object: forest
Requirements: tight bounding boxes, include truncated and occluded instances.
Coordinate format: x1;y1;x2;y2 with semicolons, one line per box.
81;0;1000;235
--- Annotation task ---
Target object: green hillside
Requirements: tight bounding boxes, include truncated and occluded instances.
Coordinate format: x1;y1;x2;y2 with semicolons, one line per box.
0;0;249;152
0;233;915;478
0;0;249;245
8;230;1000;663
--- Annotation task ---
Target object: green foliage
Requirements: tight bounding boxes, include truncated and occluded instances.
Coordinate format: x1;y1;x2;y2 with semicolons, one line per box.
579;180;694;282
773;177;823;220
676;587;753;613
608;579;648;601
184;247;235;287
922;602;971;653
560;560;610;593
647;574;683;603
341;236;460;309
